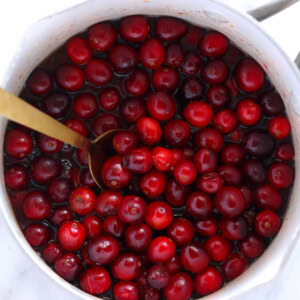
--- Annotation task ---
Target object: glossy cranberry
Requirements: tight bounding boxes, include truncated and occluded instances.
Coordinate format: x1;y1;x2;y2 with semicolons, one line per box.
80;168;97;188
55;64;84;91
117;195;146;224
66;37;92;64
136;117;162;146
180;77;204;100
86;235;119;264
125;69;150;97
242;159;266;185
235;58;264;92
221;253;248;280
5;164;29;191
23;191;51;220
85;59;113;86
42;242;63;264
186;191;212;218
197;172;223;194
93;113;121;136
221;144;244;166
140;170;167;198
173;160;197;186
155;17;187;41
148;236;176;263
145;201;173;230
31;157;61;184
88;22;116;51
113;281;140;300
65;118;88;137
255;210;281;237
80;267;111;295
268;162;294;189
82;215;103;239
103;215;125;239
37;133;63;154
276;144;294;162
194;148;218;175
113;131;138;155
120;97;146;123
260;91;284;116
202;59;228;84
199;32;228;57
140;38;165;70
165;43;184;68
119;15;149;42
95;190;123;217
125;223;152;252
163;119;190;147
213;109;238;134
237;98;261;126
164;178;190;207
183;25;204;46
5;129;33;159
204;234;232;262
152;67;179;92
24;223;50;247
146;264;170;289
122;148;152;174
58;221;85;251
101;155;132;189
98;87;120;111
254;184;282;211
267;116;291;140
163;272;193;300
181;51;202;76
49;205;74;227
181;244;209;273
195;217;218;237
68;187;95;215
219;164;243;186
240;185;253;209
227;127;245;143
55;253;82;281
81;245;96;267
151;147;173;171
183;101;213;128
43;92;70;118
238;234;265;258
206;84;230;109
165;255;183;275
219;216;248;240
195;266;222;295
72;93;98;119
167;218;194;247
48;178;73;203
193;128;223;152
27;69;53;95
141;285;161;300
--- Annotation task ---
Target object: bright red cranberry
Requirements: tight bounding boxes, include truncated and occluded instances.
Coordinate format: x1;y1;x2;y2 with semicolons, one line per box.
199;32;228;57
219;216;248;240
65;118;88;137
5;129;33;159
113;281;140;300
183;25;205;46
113;131;138;155
260;91;284;116
163;272;193;300
82;215;103;239
80;267;111;295
58;221;85;251
195;217;218;237
42;242;63;264
181;244;209;273
235;58;264;92
180;77;204;100
163;119;190;147
98;87;120;111
23;190;51;220
145;201;173;230
202;59;228;84
195;266;222;295
267;116;291;140
55;253;82;281
207;84;230;109
183;101;213;128
103;215;125;239
146;264;170;289
136;117;162;146
125;68;150;96
119;15;149;42
194;148;218;174
204;234;232;262
254;184;282;211
181;52;202;76
152;147;174;171
69;187;96;215
242;159;267;185
31;157;61;184
193;128;223;152
165;255;183;275
240;185;253;209
140;170;167;198
173;160;197;186
43;92;70;118
66;37;92;64
152;67;179;92
275;143;294;161
255;210;281;237
221;144;244;165
148;237;176;263
219;164;243;185
140;38;165;70
120;97;146;123
80;168;97;188
27;69;53;95
164;178;190;207
117;195;146;224
237;98;261;126
268;162;294;189
112;253;142;281
85;59;113;86
167;218;194;247
72;93;98;119
122;148;153;174
213;109;238;133
88;22;116;51
197;172;223;194
24;223;50;247
95;190;123;217
101;155;132;189
186;191;212;218
5;164;29;191
38;133;63;154
48;178;73;203
55;64;84;91
125;223;152;252
154;17;187;41
49;205;74;227
221;253;248;280
165;43;184;68
238;234;265;258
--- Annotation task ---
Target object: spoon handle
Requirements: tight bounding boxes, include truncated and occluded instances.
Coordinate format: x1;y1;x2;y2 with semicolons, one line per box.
0;88;90;152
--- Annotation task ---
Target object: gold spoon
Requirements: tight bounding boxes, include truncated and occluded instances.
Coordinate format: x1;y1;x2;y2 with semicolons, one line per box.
0;88;121;188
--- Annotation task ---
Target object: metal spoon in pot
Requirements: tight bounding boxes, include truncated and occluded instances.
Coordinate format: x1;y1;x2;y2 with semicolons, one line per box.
0;88;120;189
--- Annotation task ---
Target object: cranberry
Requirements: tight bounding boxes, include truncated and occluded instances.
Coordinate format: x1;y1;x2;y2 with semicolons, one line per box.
72;93;98;119
24;223;50;247
240;185;253;209
219;164;243;186
80;168;97;188
194;148;218;174
152;67;179;92
146;264;170;289
27;69;53;96
165;43;184;68
165;255;183;275
55;64;84;91
88;22;116;51
5;164;29;191
181;244;209;273
80;267;111;295
213;109;238;133
101;155;132;189
154;17;187;41
221;144;244;165
164;178;190;207
145;201;173;230
228;127;245;143
221;253;248;280
267;116;291;140
275;143;294;161
119;16;149;42
260;92;284;116
242;159;266;185
193;128;223;152
113;281;140;300
202;59;228;84
183;25;204;46
120;97;146;123
55;253;82;281
5;129;33;159
207;84;231;109
65;118;88;137
113;131;139;155
49;205;74;227
173;160;197;186
238;234;265;258
204;234;232;262
148;237;176;263
43;92;70;118
187;191;212;218
152;147;174;171
180;77;204;100
235;58;264;92
38;134;63;154
237;98;262;126
58;221;85;251
31;157;61;184
140;38;165;69
93;113;121;136
195;266;222;295
140;170;167;198
197;172;223;194
167;218;194;247
122;148;152;174
181;51;202;76
183;147;195;160
183;101;213;128
103;215;125;239
254;184;282;211
95;190;123;217
66;37;92;64
125;223;152;252
219;216;248;240
82;215;103;239
42;242;63;264
99;87;120;111
117;195;146;224
48;178;73;203
195;217;218;237
163;119;190;147
125;69;150;96
199;32;228;57
85;59;113;86
163;272;193;300
268;162;294;189
136;117;162;146
255;210;281;237
68;187;95;215
23;190;51;220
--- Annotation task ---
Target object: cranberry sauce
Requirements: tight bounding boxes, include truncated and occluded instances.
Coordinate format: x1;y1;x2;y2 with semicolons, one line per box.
3;15;294;299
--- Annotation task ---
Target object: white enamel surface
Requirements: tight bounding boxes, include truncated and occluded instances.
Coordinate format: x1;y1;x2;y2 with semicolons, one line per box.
1;1;300;299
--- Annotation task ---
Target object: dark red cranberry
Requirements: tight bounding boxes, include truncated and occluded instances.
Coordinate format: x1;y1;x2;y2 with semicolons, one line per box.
219;164;243;186
199;32;228;57
219;216;248;240
186;191;212;218
181;52;202;76
165;43;184;68
238;234;265;258
152;67;179;92
268;162;294;189
119;15;149;42
136;117;162;146
164;178;191;207
69;186;96;215
180;77;204;101
202;59;228;84
31;157;61;184
183;101;213;127
183;25;205;46
255;210;281;237
98;87;120;111
152;147;174;171
42;242;63;264
228;127;245;143
66;37;92;64
55;64;84;91
221;253;248;280
213;109;238;133
125;68;150;96
237;98;261;126
27;69;53;95
163;119;190;147
148;236;176;263
103;215;125;239
140;38;165;69
242;159;267;185
145;201;173;230
240;185;253;209
195;266;223;295
146;264;170;289
82;215;103;239
95;190;123;217
5;164;29;191
141;285;161;300
260;92;284;116
125;223;152;252
197;172;223;194
193;128;223;152
207;84;231;109
195;217;218;237
275;143;294;161
49;205;74;227
224;44;245;65
267;116;291;140
120;97;146;123
58;221;85;251
48;178;73;203
38;133;63;154
235;58;264;93
55;253;82;281
73;93;98;119
24;223;50;247
204;234;232;262
243;207;257;228
154;17;187;41
85;59;113;86
254;184;282;210
183;147;195;160
173;160;197;186
167;218;194;247
194;148;217;174
64;118;88;137
165;255;183;275
68;165;81;186
88;22;116;51
5;129;33;159
43;92;70;118
23;190;51;220
80;168;97;188
221;144;244;165
113;131;139;155
140;170;167;198
113;281;140;300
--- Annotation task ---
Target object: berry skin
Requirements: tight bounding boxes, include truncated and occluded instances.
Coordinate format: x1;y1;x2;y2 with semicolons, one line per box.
267;116;291;140
255;210;281;237
119;16;149;42
55;253;82;281
113;281;140;300
68;187;96;216
140;38;165;70
139;170;167;198
152;147;174;171
154;17;187;41
88;22;116;51
199;32;228;57
173;160;197;186
183;101;213;128
195;266;223;295
221;253;248;280
136;117;162;146
66;37;92;64
268;162;294;189
237;98;262;126
148;237;176;263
